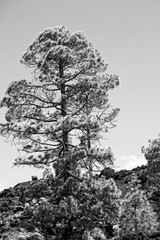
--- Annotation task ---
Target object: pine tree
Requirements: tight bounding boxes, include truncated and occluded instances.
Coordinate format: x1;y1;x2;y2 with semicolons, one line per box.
32;176;121;239
0;26;121;239
142;136;160;174
0;26;119;178
119;174;159;238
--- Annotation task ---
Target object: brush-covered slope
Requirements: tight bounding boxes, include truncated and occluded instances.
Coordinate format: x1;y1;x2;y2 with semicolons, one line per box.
0;165;160;240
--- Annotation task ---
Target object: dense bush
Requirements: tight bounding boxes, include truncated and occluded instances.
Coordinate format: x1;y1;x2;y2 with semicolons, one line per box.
31;176;121;239
117;233;148;240
17;181;51;202
114;169;130;180
118;174;159;238
99;167;116;179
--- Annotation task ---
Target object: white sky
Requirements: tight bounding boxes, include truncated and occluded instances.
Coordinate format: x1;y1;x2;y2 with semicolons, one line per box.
0;0;160;190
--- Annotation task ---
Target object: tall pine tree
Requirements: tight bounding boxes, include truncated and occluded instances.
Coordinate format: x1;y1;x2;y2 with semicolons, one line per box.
0;26;119;178
0;26;121;239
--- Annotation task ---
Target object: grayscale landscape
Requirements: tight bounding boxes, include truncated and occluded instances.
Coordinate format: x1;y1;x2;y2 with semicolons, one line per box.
0;1;160;239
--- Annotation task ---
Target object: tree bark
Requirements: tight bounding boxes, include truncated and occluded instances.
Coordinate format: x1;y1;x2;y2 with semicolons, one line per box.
59;63;68;155
86;94;92;178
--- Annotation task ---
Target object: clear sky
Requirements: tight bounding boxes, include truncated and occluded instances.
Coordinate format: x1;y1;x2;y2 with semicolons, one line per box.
0;0;160;190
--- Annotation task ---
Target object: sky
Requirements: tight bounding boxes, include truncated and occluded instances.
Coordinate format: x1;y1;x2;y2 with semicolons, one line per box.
0;0;160;190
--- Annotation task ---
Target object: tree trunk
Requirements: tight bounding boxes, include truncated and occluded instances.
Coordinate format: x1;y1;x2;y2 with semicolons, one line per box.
59;63;70;181
87;127;92;178
59;63;68;155
86;94;92;178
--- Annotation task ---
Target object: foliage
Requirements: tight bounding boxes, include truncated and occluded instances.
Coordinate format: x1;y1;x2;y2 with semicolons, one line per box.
0;173;121;239
99;166;116;179
0;26;122;239
31;176;121;239
23;181;51;199
118;174;159;238
82;227;106;240
142;135;160;224
0;26;119;178
1;165;160;239
144;173;160;224
118;232;147;240
136;167;148;186
142;136;160;173
114;169;130;181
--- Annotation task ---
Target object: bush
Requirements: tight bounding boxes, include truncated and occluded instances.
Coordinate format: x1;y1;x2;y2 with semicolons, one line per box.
114;169;130;180
99;167;115;179
119;233;148;240
18;181;51;201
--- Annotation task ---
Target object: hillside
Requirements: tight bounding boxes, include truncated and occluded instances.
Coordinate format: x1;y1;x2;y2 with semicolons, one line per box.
0;165;160;240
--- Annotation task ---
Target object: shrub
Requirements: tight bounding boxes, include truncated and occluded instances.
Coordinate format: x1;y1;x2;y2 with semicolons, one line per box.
99;167;115;179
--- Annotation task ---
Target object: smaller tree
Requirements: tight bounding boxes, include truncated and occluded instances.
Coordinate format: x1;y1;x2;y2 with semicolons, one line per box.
31;176;121;240
142;135;160;173
118;174;159;238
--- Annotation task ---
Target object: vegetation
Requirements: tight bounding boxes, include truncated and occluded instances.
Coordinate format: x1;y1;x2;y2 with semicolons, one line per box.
0;26;120;239
0;26;119;177
0;26;160;239
142;135;160;174
0;165;160;239
118;174;159;239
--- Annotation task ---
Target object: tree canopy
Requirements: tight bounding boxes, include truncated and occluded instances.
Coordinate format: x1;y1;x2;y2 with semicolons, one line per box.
0;26;121;238
142;135;160;174
0;26;119;178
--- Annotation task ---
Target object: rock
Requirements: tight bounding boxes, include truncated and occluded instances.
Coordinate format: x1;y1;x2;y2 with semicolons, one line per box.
31;176;38;181
29;232;44;240
2;232;10;238
18;234;27;240
0;220;5;227
13;205;24;213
